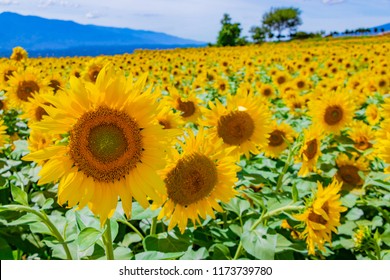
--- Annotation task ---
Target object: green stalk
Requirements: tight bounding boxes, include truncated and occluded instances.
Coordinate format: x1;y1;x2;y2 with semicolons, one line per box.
117;219;145;240
150;216;158;235
103;219;115;260
233;204;304;260
0;205;73;260
275;148;294;192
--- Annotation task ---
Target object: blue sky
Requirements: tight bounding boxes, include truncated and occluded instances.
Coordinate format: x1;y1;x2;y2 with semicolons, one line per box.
1;0;389;42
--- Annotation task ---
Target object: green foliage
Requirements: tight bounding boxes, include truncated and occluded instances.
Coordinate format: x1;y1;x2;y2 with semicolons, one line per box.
262;7;302;39
216;14;245;46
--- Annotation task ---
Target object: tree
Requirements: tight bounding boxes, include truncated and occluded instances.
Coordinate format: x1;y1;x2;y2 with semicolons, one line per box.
249;26;272;44
216;14;243;46
262;7;302;39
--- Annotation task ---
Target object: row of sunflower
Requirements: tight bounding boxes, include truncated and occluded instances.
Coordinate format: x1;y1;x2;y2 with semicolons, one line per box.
0;36;389;260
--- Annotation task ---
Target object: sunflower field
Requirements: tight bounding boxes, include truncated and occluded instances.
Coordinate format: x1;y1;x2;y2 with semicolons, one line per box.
0;36;389;261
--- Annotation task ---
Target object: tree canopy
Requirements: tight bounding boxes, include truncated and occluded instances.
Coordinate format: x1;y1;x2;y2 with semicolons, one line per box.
262;7;302;39
216;14;246;46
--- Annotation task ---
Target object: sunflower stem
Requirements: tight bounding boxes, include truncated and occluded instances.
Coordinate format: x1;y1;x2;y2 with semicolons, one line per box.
150;217;158;235
103;219;115;260
0;205;73;260
117;219;145;240
275;147;294;192
233;204;304;260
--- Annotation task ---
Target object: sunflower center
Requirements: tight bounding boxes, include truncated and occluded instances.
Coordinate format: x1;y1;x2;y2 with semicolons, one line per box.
354;137;372;151
177;98;196;118
263;88;272;96
4;70;14;82
49;79;61;94
88;66;102;83
69;106;143;182
277;76;286;85
337;165;361;185
309;201;329;226
297;81;305;89
217;111;255;145
324;105;343;125
158;119;172;129
35;103;51;121
269;130;285;147
165;153;218;206
17;80;40;101
0;100;4;110
304;139;318;160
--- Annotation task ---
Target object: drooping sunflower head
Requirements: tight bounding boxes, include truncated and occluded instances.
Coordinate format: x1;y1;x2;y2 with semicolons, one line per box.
297;126;323;177
335;153;368;193
347;121;374;153
264;121;296;159
310;91;355;134
157;128;240;233
294;179;347;255
202;91;272;159
10;46;28;62
23;65;169;225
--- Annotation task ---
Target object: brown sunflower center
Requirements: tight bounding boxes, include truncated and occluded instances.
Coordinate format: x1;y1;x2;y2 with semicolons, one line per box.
176;98;196;118
17;80;40;102
277;76;286;85
324;105;343;125
69;106;143;182
49;79;61;94
304;139;318;160
263;88;272;96
297;81;305;89
354;137;372;151
217;110;255;145
4;70;14;82
165;153;218;206
269;130;285;147
308;202;329;226
158;119;172;129
0;100;4;110
14;52;24;61
35;102;51;121
88;66;102;83
337;165;361;185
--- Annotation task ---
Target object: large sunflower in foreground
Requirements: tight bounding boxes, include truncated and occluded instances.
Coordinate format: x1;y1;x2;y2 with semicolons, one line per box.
202;91;272;159
157;129;240;233
23;65;168;225
294;179;347;255
309;91;355;134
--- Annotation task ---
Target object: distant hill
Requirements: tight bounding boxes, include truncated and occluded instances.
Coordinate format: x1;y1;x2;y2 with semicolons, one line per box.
369;22;390;32
0;12;205;57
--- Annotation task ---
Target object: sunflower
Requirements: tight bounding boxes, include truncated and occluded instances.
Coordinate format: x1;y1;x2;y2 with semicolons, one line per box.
83;58;106;83
201;90;272;159
335;153;368;193
156;128;240;233
0;63;18;89
21;92;54;124
167;87;202;123
5;67;49;110
257;83;275;99
263;121;296;159
0;119;9;149
10;46;28;62
297;126;323;177
365;103;380;126
23;65;168;225
310;91;355;134
294;179;347;255
347;121;374;153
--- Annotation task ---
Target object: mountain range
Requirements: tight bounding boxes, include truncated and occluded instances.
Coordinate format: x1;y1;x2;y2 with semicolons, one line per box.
0;12;205;57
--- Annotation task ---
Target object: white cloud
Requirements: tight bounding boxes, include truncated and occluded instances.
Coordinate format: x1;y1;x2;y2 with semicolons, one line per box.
322;0;346;4
38;0;79;8
85;11;101;19
0;0;19;5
